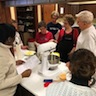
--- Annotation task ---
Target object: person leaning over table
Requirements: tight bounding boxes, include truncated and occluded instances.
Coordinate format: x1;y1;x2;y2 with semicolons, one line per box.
75;10;96;56
46;49;96;96
0;23;32;96
34;21;56;47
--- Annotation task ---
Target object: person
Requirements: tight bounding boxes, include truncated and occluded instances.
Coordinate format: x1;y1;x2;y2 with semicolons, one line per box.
11;19;27;65
75;10;96;56
56;14;79;62
11;19;28;49
46;49;96;96
0;23;33;96
34;21;55;47
47;11;62;39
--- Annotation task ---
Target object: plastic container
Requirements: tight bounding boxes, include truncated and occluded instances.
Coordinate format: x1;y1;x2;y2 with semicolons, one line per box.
28;38;36;51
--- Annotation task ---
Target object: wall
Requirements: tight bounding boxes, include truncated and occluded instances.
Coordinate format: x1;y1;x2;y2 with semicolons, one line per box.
58;3;96;18
0;2;11;23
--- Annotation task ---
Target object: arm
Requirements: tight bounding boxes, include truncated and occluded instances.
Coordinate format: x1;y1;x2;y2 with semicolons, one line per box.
83;35;96;55
15;32;23;46
34;41;40;47
68;28;79;55
0;57;31;90
48;32;57;43
0;57;22;89
57;29;64;43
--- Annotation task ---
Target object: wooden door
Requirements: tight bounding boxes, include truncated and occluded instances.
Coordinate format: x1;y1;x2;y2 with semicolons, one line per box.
41;4;55;24
0;2;11;23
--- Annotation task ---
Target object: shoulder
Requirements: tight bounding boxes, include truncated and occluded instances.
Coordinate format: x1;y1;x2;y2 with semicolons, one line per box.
47;22;52;26
36;32;40;35
59;29;65;35
57;23;62;28
16;31;20;36
47;31;52;34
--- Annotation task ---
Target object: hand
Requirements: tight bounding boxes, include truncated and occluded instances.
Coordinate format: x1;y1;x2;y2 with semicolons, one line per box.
21;45;28;50
21;69;32;78
16;60;25;65
49;39;57;43
66;62;71;70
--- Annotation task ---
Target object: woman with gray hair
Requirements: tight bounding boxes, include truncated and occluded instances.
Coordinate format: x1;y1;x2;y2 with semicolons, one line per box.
76;10;96;56
47;11;62;39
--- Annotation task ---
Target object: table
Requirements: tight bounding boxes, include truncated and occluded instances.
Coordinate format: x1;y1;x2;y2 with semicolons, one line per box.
20;62;69;96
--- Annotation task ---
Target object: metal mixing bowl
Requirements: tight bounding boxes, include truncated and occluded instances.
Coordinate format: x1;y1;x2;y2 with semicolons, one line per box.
48;52;60;64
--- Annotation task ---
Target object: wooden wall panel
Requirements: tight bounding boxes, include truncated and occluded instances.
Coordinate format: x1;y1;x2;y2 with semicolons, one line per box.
42;4;55;24
58;3;96;18
79;4;96;18
0;2;11;23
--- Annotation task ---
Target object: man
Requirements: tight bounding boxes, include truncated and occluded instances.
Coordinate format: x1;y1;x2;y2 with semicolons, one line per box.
75;10;96;56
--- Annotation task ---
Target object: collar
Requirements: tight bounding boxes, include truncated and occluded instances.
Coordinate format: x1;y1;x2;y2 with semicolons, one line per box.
70;74;90;87
0;43;12;49
81;25;94;33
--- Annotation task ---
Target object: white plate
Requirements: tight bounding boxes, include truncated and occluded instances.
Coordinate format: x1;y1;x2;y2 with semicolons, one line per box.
24;50;36;56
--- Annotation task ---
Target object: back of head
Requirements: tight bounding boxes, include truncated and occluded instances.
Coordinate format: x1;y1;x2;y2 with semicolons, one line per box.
69;49;96;79
0;23;16;44
76;10;94;24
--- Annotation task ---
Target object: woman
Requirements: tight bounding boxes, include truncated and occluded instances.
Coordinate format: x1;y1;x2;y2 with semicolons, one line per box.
46;49;96;96
34;21;54;47
0;23;32;96
11;19;28;50
56;14;79;62
47;11;62;39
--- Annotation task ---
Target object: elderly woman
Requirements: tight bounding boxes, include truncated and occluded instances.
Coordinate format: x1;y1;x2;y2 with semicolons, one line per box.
34;21;54;47
56;14;79;62
46;49;96;96
0;23;32;96
75;10;96;56
47;11;62;39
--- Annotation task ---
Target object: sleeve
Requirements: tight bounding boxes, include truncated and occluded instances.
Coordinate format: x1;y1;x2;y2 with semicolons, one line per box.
57;29;64;43
91;82;96;92
73;28;79;47
57;23;62;30
49;32;53;39
83;35;96;56
0;57;22;90
47;23;50;31
46;83;56;96
15;32;23;45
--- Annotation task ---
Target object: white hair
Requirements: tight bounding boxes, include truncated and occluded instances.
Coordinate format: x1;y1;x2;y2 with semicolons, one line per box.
76;10;94;24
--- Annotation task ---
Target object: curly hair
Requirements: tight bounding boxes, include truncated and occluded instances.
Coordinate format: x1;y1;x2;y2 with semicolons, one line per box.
69;49;96;79
63;14;75;26
0;23;16;43
51;11;59;18
38;21;46;28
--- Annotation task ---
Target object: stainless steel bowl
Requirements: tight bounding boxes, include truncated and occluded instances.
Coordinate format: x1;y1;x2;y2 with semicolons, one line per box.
48;52;60;64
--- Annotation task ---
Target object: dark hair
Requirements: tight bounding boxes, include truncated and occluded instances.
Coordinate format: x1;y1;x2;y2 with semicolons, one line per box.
0;23;16;43
70;49;96;79
38;21;46;28
64;14;75;26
